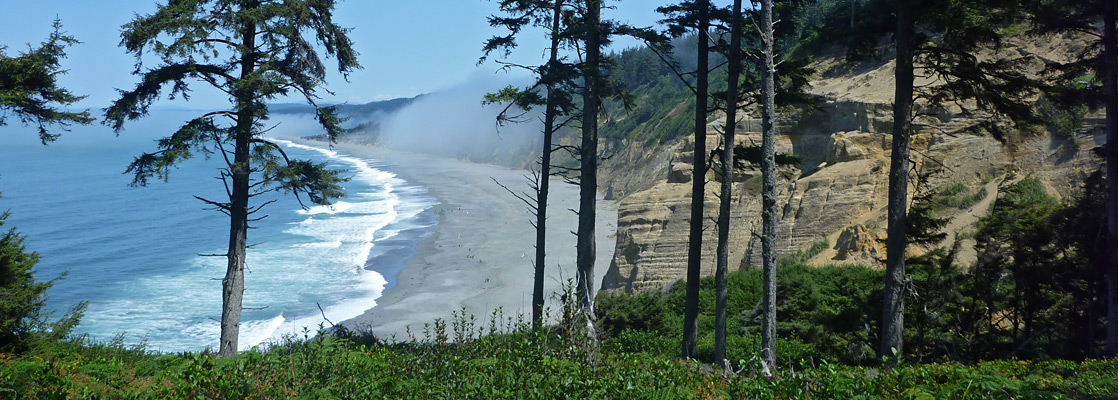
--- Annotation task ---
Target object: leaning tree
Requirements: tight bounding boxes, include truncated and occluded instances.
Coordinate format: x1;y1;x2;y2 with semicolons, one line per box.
104;0;359;357
0;20;93;143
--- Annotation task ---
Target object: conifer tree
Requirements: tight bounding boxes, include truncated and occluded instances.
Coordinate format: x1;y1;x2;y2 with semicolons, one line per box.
105;0;359;357
481;0;579;330
837;0;1044;358
713;0;743;368
575;0;603;345
0;20;93;143
0;197;86;352
1023;0;1117;357
658;0;713;361
757;0;780;373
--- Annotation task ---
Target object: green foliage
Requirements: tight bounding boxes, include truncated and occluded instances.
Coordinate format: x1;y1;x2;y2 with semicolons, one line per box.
104;0;359;205
954;174;1106;361
599;257;882;367
733;144;802;169
1037;95;1088;141
776;238;830;267
0;19;94;144
930;181;988;211
4;325;1116;398
0;198;86;353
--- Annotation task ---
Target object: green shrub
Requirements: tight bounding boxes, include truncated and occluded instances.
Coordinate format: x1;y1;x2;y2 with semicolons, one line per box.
0;198;86;353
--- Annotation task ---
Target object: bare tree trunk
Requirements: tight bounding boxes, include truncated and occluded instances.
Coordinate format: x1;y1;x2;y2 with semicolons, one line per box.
1104;0;1118;357
759;0;778;372
533;0;565;331
714;0;743;368
850;0;856;29
881;0;914;359
576;0;600;345
219;19;257;358
682;0;710;360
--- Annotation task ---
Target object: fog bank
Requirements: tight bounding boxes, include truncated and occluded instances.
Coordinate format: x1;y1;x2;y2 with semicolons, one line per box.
358;73;543;165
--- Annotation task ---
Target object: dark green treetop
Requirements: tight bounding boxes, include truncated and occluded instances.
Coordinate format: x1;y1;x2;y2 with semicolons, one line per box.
0;197;86;353
104;0;359;206
0;20;94;144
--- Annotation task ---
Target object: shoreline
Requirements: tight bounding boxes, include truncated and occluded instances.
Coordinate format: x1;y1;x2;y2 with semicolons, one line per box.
304;140;618;341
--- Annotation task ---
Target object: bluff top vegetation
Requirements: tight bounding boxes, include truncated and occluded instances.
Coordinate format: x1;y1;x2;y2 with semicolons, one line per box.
2;0;1117;397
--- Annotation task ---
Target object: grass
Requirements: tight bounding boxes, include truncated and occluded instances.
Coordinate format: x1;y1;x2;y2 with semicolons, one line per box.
933;182;989;210
4;326;1116;399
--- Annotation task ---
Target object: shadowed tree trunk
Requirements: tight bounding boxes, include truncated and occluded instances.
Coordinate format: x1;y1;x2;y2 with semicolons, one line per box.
682;0;710;360
532;0;566;331
714;0;743;368
576;0;601;345
759;0;778;372
1104;0;1118;357
881;0;914;358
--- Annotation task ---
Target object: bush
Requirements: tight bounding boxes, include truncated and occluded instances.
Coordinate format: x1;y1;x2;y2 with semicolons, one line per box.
0;199;85;353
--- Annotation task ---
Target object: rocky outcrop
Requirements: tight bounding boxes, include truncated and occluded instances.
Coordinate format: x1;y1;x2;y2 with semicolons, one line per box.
834;224;885;263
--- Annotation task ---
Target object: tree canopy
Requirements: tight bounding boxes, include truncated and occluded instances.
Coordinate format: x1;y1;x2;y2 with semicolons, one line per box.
0;20;93;144
104;0;360;356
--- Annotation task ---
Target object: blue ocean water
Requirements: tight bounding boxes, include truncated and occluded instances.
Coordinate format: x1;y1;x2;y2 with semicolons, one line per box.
0;110;434;352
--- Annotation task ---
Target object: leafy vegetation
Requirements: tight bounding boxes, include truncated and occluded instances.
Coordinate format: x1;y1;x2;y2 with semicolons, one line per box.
932;182;989;210
3;320;1116;398
1;173;1112;397
0;197;85;354
596;173;1109;367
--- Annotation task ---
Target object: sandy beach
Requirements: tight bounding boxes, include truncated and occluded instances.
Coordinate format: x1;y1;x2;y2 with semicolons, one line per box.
315;141;618;341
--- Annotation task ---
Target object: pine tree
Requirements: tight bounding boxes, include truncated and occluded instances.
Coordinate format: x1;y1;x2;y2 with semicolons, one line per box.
658;0;713;361
757;0;780;373
1022;0;1116;358
843;0;1045;358
0;197;86;352
0;20;93;143
575;0;603;346
104;0;359;357
713;0;743;369
481;0;579;330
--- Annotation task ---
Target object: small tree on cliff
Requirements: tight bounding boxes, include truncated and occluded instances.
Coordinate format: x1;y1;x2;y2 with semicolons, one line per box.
481;0;579;330
0;20;93;143
105;0;359;357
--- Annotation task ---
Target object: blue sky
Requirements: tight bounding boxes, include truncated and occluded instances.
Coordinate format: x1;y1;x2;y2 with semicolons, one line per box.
0;0;667;109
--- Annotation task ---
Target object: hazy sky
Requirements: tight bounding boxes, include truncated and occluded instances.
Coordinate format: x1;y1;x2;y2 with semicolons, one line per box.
0;0;665;109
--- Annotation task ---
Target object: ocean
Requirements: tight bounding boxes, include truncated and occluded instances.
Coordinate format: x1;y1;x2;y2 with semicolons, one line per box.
0;109;435;352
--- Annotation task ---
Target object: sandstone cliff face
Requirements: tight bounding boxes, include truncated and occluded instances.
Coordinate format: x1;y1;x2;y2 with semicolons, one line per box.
601;99;1104;293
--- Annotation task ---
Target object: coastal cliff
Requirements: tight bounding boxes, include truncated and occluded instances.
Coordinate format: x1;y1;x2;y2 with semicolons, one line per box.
599;94;1105;292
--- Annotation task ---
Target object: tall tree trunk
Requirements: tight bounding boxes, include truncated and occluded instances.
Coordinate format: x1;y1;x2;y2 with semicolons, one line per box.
219;19;257;358
682;0;710;360
1104;0;1118;357
534;0;565;331
881;0;914;359
759;0;778;372
576;0;600;344
714;0;744;367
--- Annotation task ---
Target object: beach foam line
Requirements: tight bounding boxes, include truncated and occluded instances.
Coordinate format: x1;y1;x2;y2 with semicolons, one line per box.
235;138;433;349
